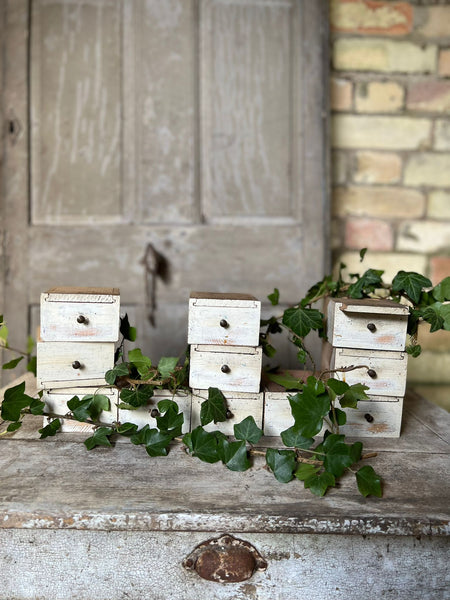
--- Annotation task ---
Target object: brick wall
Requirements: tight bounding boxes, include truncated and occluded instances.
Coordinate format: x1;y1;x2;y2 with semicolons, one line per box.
330;0;450;410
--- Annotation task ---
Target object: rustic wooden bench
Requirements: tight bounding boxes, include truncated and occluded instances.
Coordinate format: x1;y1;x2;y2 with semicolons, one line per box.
1;374;449;599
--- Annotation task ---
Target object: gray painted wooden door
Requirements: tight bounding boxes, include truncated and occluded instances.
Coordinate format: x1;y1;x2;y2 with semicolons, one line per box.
1;0;329;372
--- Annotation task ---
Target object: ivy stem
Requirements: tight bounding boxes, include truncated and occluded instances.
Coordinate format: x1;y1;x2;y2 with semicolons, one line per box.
319;364;371;380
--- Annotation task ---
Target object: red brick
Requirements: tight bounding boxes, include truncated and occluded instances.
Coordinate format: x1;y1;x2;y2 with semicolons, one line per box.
344;217;394;251
330;0;413;35
430;256;450;286
407;81;450;113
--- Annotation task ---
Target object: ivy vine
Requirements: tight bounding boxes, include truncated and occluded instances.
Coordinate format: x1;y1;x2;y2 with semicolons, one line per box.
1;250;449;499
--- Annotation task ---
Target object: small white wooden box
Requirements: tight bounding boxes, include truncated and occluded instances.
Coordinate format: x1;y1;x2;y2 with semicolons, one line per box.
191;389;263;435
40;287;120;342
188;292;261;347
42;386;118;432
37;341;115;389
327;298;409;352
117;390;191;434
189;344;262;393
331;347;408;397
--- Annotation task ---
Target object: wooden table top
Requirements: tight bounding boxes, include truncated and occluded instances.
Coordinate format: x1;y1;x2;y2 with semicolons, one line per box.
1;374;448;537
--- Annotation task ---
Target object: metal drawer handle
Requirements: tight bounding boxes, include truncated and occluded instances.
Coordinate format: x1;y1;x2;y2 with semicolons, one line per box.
77;315;89;324
72;361;83;370
220;319;229;329
364;413;374;423
183;534;267;583
367;322;376;332
221;364;231;374
367;368;377;379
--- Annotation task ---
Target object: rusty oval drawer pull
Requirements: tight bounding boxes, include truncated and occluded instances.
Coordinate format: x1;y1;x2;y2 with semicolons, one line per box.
72;361;83;370
77;314;89;324
221;364;231;374
367;368;377;379
219;319;229;329
183;534;267;583
367;322;376;332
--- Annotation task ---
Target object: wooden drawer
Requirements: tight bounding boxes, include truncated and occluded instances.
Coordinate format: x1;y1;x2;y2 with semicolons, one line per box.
331;347;407;397
37;342;115;389
189;345;262;393
42;387;118;432
40;287;120;342
263;391;403;438
188;292;261;346
191;390;263;435
118;391;191;434
327;298;409;351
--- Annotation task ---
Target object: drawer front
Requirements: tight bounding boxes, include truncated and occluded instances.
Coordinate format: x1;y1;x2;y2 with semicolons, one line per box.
332;348;407;397
189;345;262;393
328;299;408;351
191;390;263;435
40;293;120;341
118;392;191;434
188;299;261;346
37;342;115;389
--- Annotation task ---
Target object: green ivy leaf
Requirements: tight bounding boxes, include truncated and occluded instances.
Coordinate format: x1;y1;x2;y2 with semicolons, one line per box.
67;394;110;422
282;307;324;338
392;271;432;304
157;356;179;379
2;356;24;370
432;276;450;302
182;426;221;463
30;398;45;415
264;371;304;391
217;439;250;472
6;421;22;433
0;323;9;347
421;303;445;332
105;362;129;385
268;288;280;306
347;269;384;299
321;434;353;477
288;384;330;438
1;382;35;422
116;422;139;436
266;448;296;483
262;341;277;358
304;471;336;497
144;429;172;457
233;415;263;445
406;344;422;358
200;387;228;426
329;407;347;427
327;378;350;396
128;348;152;379
359;248;368;262
339;383;370;409
84;427;114;450
156;400;184;437
356;465;382;498
350;441;363;464
280;426;314;450
39;418;61;439
119;386;154;408
294;463;319;481
120;314;137;342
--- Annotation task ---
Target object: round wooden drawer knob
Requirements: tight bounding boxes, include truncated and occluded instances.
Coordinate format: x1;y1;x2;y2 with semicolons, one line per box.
77;314;89;324
367;369;377;379
72;361;83;370
367;322;376;332
221;364;231;374
220;319;229;329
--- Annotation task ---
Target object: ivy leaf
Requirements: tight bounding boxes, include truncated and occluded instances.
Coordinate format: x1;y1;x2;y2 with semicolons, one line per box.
266;448;296;483
356;465;382;498
200;387;228;426
264;371;304;391
268;288;280;306
406;344;422;358
84;427;114;450
116;422;139;436
347;269;384;299
128;348;152;379
0;323;9;347
282;307;324;338
105;362;129;385
6;421;22;433
294;463;319;481
143;429;172;457
39;418;61;438
156;400;184;437
120;386;154;408
2;356;24;370
157;356;179;379
392;271;432;304
261;341;277;358
26;356;37;376
350;441;363;464
280;426;314;450
303;471;336;497
440;304;450;330
30;398;45;415
1;382;35;422
329;407;347;427
321;434;353;477
359;248;368;262
67;394;110;422
120;314;137;342
432;276;450;302
182;426;221;463
288;384;330;438
327;378;350;396
421;303;445;332
233;415;263;445
217;439;250;472
339;383;370;409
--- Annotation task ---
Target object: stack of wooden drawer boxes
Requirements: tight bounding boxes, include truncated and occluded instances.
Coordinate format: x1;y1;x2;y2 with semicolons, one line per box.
326;298;409;437
38;287;120;432
188;292;264;433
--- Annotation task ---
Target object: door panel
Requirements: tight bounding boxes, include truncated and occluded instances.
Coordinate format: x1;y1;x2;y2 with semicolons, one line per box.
1;0;329;376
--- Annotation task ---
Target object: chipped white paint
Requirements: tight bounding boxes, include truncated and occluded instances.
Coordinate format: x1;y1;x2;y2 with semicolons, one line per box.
191;389;263;434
